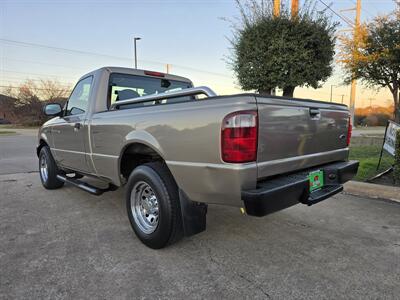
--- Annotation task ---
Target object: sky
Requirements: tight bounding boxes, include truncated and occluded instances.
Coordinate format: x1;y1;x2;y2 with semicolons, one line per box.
0;0;397;107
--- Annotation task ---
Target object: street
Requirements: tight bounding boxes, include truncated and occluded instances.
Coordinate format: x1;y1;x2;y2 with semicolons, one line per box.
352;127;386;137
1;131;400;299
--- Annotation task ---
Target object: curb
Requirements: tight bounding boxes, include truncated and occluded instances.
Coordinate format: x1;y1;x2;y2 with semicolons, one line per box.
344;181;400;204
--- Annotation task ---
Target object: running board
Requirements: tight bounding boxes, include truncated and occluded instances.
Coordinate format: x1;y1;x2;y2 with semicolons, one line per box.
56;175;117;196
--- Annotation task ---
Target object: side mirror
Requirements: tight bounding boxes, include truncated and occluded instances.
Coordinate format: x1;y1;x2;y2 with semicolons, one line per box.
43;103;62;116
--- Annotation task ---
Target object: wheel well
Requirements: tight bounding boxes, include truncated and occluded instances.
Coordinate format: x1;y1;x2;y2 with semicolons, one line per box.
37;139;48;157
120;143;164;180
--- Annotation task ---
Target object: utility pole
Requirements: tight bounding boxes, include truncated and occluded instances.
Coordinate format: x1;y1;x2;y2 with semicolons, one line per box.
291;0;299;19
166;64;171;74
341;94;345;104
273;0;280;17
133;37;141;69
349;0;361;126
271;0;281;96
368;97;375;108
330;85;336;102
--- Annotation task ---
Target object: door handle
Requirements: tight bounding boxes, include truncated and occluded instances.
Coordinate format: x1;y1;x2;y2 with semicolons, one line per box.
74;123;81;131
309;108;321;119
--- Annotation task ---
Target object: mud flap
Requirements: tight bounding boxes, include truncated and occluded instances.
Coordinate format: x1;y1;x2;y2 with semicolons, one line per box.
178;190;207;237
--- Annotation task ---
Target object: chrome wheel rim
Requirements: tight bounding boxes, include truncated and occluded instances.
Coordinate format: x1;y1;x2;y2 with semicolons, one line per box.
40;154;48;182
131;181;159;234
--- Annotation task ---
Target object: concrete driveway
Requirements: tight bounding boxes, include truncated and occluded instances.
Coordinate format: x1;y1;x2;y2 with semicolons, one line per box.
0;130;399;299
0;129;38;175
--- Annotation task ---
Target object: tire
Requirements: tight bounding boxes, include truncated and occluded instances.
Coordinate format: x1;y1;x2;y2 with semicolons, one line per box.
39;146;64;189
126;162;183;249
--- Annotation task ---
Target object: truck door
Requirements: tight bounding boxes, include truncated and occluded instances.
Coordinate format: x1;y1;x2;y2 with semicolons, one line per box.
51;76;93;173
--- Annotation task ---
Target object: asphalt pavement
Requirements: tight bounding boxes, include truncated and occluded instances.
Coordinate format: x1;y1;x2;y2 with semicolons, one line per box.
0;130;399;299
0;129;38;175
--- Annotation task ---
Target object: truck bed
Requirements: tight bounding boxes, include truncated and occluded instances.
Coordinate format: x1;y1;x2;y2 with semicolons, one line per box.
89;88;350;206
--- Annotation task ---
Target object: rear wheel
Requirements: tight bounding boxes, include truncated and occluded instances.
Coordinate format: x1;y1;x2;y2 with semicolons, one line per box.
39;146;64;189
126;162;183;249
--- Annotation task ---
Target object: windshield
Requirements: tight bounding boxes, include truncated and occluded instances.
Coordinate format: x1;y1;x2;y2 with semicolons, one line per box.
108;73;193;108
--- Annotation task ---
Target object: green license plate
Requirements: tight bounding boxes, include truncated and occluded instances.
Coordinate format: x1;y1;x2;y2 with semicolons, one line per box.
309;170;324;192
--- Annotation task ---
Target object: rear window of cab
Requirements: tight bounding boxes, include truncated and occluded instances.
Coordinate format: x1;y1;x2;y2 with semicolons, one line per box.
108;73;193;109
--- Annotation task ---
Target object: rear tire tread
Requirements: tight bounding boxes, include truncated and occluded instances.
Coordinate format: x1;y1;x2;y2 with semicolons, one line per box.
126;161;183;249
146;162;183;246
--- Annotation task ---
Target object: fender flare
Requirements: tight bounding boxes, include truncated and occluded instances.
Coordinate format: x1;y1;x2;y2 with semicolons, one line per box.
36;133;50;157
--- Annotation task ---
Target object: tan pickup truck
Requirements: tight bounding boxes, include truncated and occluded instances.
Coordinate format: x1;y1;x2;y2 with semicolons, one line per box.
37;67;358;248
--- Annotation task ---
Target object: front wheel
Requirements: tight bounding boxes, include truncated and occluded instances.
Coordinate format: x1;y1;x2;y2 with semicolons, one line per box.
126;162;183;249
39;146;64;189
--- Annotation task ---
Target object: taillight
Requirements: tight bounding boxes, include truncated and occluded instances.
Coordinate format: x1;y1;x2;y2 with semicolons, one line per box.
346;115;352;146
221;111;258;163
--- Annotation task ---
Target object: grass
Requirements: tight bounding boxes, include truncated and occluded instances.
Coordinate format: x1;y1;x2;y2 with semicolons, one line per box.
0;130;17;135
349;144;394;181
0;124;39;129
354;126;386;131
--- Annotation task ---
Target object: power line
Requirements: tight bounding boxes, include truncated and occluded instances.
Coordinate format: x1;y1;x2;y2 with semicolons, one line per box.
0;80;72;89
0;74;75;87
0;38;130;61
0;38;233;79
0;69;78;79
317;0;355;27
0;79;72;89
0;75;72;84
350;0;375;18
1;57;90;71
0;85;70;92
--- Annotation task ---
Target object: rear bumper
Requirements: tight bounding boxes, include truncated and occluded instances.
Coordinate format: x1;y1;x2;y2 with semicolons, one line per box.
242;160;359;217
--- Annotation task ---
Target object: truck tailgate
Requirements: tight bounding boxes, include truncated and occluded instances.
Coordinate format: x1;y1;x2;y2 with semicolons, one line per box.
256;96;350;180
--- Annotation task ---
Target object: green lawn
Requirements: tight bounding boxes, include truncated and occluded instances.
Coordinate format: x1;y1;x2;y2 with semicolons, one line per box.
0;124;39;129
349;145;394;181
0;130;16;135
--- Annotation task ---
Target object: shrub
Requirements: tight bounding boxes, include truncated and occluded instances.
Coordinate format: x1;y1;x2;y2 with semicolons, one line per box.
228;0;337;96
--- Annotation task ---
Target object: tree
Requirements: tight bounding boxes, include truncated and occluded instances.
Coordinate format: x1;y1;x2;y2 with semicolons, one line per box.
228;0;337;97
16;80;38;106
0;79;71;125
1;85;17;99
37;79;71;102
14;80;45;125
340;8;400;121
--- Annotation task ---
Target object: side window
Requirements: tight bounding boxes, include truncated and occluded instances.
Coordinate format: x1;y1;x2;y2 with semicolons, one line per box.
66;76;93;116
